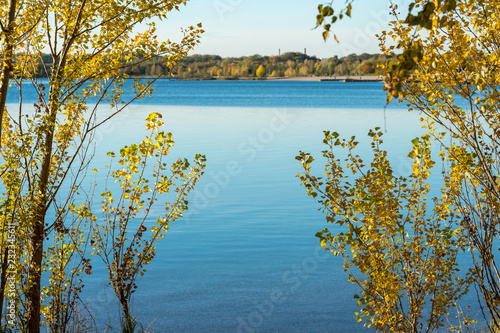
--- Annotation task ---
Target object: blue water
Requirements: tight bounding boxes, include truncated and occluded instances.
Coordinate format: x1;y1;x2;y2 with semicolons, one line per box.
134;80;401;109
7;79;402;110
10;80;479;332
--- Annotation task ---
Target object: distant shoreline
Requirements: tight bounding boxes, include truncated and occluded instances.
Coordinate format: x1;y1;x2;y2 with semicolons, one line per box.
267;76;383;82
171;75;384;82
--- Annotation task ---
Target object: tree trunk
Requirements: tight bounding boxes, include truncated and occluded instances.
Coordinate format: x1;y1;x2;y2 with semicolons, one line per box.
26;212;44;333
0;0;17;145
0;0;18;324
26;108;57;332
0;247;9;321
121;297;133;332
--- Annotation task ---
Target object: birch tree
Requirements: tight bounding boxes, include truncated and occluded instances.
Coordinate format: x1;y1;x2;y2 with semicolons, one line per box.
0;0;204;331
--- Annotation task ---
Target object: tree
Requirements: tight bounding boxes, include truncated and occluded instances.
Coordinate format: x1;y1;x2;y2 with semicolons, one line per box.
378;0;500;328
297;130;470;332
92;113;205;330
0;0;204;331
360;61;375;74
310;0;500;330
256;64;266;78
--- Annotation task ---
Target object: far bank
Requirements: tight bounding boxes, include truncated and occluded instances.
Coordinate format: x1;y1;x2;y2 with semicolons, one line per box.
172;75;383;82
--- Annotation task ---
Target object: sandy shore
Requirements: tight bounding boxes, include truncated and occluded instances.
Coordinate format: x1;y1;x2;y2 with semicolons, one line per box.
173;75;384;82
264;76;323;81
265;76;383;82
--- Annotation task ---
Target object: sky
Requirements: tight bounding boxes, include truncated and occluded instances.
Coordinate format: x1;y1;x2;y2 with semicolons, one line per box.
155;0;410;59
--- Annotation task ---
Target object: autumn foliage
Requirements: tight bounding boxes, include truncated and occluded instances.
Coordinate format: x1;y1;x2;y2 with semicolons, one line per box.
0;0;204;331
297;130;470;331
304;0;500;330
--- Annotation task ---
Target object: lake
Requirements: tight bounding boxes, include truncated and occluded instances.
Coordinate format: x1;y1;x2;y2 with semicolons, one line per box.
7;80;480;332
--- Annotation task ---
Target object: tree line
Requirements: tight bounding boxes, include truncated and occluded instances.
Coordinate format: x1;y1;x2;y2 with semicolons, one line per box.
31;52;385;79
163;52;383;79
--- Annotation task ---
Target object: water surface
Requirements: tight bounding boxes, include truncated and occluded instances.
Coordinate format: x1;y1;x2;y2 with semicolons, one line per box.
10;80;479;332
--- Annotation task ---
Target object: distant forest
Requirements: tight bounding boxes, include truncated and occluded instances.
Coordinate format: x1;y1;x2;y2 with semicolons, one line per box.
31;52;388;79
149;52;387;79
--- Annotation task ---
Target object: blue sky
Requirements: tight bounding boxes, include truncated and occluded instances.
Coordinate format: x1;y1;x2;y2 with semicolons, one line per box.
157;0;409;58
